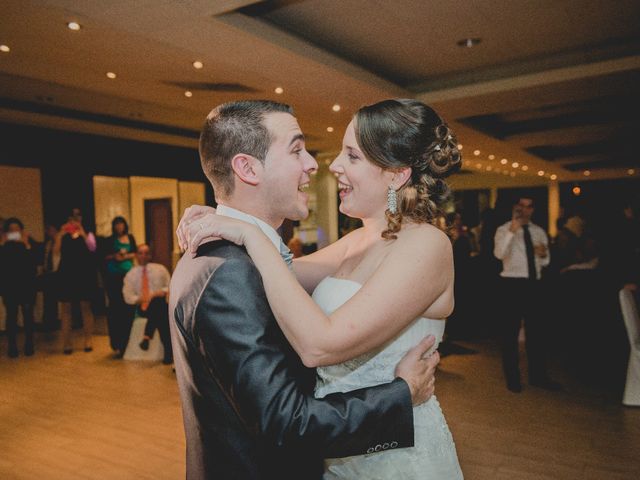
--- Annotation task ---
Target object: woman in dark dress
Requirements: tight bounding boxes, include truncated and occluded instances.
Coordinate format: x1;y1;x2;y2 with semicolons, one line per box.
102;216;136;356
54;208;97;354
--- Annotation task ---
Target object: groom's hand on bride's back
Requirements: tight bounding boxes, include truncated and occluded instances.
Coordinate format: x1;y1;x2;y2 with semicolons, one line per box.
394;335;439;406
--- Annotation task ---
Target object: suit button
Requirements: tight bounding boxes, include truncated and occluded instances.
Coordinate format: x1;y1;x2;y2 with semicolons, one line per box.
390;441;398;448
382;443;389;450
374;444;382;452
366;447;374;454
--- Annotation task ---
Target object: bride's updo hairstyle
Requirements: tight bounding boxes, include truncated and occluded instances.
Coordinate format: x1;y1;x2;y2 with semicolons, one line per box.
354;99;461;239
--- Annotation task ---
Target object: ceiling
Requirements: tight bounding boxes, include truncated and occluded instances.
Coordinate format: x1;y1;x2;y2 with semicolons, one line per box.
0;0;638;187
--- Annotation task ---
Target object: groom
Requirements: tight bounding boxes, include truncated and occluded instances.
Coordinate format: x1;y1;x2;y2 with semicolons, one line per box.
169;100;439;479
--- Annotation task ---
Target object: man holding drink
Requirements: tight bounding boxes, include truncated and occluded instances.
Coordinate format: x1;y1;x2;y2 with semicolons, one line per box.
494;197;562;393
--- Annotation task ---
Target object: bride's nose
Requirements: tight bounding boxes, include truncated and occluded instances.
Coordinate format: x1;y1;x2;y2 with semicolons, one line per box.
329;156;342;175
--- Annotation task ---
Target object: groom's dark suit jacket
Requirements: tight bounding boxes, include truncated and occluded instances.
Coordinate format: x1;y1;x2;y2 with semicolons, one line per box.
169;241;414;480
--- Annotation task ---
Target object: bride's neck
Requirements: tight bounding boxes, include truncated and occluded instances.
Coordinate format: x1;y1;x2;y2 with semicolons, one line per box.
361;215;388;242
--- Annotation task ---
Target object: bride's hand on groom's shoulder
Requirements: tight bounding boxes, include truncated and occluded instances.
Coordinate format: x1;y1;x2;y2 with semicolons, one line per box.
177;206;255;254
177;204;216;251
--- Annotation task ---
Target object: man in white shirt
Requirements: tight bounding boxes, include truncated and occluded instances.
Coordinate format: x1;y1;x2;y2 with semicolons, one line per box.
494;197;561;393
122;244;172;364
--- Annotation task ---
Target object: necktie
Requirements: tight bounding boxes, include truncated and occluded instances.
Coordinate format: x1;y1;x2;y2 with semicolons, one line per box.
279;239;294;270
522;224;536;280
141;266;150;311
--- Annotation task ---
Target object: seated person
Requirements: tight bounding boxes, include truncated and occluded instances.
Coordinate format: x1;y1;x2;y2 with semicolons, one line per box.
122;244;172;364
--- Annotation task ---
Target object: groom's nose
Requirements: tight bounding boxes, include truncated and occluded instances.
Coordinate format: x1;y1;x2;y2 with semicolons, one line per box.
303;149;318;174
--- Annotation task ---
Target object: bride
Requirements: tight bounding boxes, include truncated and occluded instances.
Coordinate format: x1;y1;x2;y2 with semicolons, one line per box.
179;99;463;479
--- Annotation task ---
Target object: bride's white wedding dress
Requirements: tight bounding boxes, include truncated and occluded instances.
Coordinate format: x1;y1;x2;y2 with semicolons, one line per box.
312;277;463;479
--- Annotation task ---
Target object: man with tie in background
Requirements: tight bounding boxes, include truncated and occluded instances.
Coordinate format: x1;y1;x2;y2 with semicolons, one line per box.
122;243;172;364
494;197;562;393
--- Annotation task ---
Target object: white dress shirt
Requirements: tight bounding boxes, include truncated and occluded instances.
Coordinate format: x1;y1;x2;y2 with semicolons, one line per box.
122;262;171;305
494;221;550;280
216;205;291;263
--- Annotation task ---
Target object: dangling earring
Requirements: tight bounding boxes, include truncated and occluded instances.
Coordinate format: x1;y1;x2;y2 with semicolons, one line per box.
387;186;398;214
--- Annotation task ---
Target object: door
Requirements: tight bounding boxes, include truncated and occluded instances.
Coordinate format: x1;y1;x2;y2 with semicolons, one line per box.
144;198;173;272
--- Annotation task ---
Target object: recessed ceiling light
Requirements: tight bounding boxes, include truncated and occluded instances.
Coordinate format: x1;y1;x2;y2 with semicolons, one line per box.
464;160;471;165
192;60;203;69
473;150;480;156
326;127;334;133
572;186;581;196
0;45;10;53
184;91;193;98
511;162;519;168
457;144;463;150
332;104;341;112
457;38;481;48
106;72;116;79
510;172;516;177
502;170;509;176
476;163;482;169
522;165;529;171
488;154;495;160
500;158;508;165
628;169;636;175
584;170;591;177
486;166;492;171
274;87;284;94
550;174;557;180
537;170;545;176
67;21;81;31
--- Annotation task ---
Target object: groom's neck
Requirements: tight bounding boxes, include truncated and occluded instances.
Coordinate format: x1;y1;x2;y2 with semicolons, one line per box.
217;197;283;231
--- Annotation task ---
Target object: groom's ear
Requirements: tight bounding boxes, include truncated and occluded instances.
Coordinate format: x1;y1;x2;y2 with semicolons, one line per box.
231;153;262;186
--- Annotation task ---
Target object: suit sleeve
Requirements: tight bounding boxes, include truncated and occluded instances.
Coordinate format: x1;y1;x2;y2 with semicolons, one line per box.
195;257;414;458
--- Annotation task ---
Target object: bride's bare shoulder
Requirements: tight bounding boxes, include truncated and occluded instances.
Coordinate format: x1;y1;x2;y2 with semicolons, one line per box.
397;222;451;250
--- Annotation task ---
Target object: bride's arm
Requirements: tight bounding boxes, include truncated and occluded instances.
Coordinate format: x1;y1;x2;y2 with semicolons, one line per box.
239;224;453;368
185;214;453;367
177;205;348;293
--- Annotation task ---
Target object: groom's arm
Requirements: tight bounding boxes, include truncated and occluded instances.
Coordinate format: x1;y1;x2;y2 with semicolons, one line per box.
196;256;415;459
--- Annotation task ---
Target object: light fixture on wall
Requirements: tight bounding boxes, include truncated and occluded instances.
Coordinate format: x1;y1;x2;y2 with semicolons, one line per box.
274;87;284;94
192;60;203;69
457;38;481;48
0;45;10;53
67;21;81;31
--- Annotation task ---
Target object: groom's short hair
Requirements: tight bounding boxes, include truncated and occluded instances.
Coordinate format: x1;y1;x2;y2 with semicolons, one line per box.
200;100;294;198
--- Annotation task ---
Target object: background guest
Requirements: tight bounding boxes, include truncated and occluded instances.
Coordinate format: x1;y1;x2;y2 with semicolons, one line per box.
287;236;304;259
122;244;172;364
102;216;137;357
54;207;97;354
39;223;61;332
0;217;39;357
494;197;560;393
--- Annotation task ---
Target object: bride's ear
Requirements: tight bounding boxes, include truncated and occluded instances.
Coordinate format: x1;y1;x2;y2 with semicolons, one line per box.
392;167;412;189
231;154;262;186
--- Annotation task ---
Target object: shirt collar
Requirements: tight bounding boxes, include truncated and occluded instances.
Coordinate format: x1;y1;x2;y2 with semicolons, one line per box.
215;205;282;251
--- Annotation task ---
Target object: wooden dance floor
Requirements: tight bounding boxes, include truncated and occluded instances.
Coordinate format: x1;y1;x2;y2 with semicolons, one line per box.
1;329;639;479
